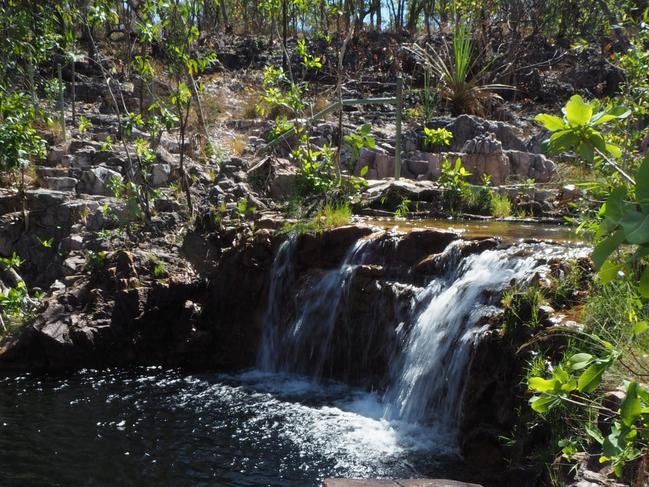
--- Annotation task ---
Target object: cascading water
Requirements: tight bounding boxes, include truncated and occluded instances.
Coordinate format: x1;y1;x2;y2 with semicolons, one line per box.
382;241;546;432
258;230;587;441
259;237;371;377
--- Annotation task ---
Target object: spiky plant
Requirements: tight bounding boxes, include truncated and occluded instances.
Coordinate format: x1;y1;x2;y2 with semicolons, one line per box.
412;23;511;116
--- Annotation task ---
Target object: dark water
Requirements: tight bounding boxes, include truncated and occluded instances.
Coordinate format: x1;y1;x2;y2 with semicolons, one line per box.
0;368;456;487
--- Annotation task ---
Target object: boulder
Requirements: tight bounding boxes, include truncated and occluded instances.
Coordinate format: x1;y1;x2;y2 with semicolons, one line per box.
151;163;172;187
77;166;122;196
506;150;557;183
40;176;78;192
425;115;527;152
46;142;70;166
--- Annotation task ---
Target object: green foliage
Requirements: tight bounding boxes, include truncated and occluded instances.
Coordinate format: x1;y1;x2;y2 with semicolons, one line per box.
395;198;412;218
0;252;24;270
438;157;471;211
0;90;47;173
267;115;294;142
423;127;453;150
296;39;322;70
343;124;376;168
416;22;510;116
78;116;92;134
535;95;630;163
592;154;649;293
490;192;512;218
152;260;167;279
283;202;352;234
107;175;143;223
257;66;306;118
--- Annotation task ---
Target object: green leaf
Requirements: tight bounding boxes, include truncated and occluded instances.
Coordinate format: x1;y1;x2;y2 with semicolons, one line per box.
565;95;593;127
547;130;579;153
577;141;595;162
529;377;557;393
592;228;626;270
585;423;605;444
590;113;618;125
578;363;607;393
568;353;594;370
599;260;623;284
605;143;622;159
529;394;560;413
631;321;649;336
620;208;649;245
359;165;369;177
535;113;565;131
635;154;649;202
620;382;642;427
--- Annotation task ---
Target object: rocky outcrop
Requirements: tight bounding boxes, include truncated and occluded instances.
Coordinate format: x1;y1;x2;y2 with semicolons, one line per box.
355;120;557;185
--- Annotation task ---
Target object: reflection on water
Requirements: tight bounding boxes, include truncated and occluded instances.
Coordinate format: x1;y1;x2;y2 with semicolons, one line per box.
365;218;582;243
0;368;459;487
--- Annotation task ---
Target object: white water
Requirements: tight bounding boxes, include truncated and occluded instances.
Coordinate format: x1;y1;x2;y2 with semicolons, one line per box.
259;232;588;442
259;238;370;376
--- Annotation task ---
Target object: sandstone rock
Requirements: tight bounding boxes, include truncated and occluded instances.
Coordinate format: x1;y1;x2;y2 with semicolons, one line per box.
506;150;557;183
425;115;527;152
40;176;78;192
69;146;97;170
78;166;122;196
46;142;70;166
151;163;172;187
362;179;443;210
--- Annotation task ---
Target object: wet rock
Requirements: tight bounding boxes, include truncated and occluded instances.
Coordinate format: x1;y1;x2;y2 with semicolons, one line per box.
295;225;376;270
393;229;459;266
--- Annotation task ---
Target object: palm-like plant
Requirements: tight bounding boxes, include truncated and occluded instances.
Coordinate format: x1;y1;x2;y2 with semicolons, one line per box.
411;23;511;116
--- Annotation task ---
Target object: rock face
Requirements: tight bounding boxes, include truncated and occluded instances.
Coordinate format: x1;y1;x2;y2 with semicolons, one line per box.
425;114;528;152
78;166;122;196
354;115;556;185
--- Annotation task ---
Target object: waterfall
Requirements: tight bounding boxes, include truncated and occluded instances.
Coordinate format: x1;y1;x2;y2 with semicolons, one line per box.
382;241;541;431
258;237;370;376
258;231;583;434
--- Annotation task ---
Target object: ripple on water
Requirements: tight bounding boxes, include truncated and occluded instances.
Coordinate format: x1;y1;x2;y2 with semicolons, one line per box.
0;368;459;487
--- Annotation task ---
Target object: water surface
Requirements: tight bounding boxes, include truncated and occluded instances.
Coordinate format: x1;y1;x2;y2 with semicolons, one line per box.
0;368;458;487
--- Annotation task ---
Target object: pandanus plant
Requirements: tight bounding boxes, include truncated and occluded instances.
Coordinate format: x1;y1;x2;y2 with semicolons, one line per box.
411;22;511;116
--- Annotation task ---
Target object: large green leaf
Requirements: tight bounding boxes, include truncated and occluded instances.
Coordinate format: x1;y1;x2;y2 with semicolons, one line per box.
592;228;626;270
620;207;649;245
528;377;557;392
599;260;623;284
547;130;579;152
529;394;560;413
635;154;649;202
535;113;565;131
568;353;594;370
602;187;627;223
577;363;607;393
620;382;642;427
565;95;593;127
